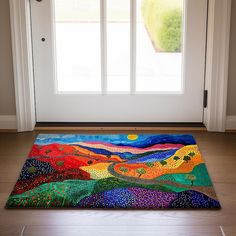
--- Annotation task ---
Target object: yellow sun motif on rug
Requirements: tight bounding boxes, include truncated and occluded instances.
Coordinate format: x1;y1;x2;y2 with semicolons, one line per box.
127;134;138;140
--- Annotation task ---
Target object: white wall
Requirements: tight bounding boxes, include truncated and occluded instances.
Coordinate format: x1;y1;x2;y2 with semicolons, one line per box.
0;0;16;115
227;0;236;115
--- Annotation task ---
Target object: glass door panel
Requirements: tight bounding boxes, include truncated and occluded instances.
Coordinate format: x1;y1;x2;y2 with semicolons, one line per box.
54;0;101;92
107;0;130;92
136;0;183;92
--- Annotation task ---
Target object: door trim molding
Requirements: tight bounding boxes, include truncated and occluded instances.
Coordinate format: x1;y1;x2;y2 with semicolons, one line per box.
9;0;36;132
9;0;231;132
203;0;232;132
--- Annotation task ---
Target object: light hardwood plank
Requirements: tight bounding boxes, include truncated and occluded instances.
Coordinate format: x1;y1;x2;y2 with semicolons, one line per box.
23;225;222;236
0;182;15;207
221;226;236;236
0;225;24;236
0;158;26;182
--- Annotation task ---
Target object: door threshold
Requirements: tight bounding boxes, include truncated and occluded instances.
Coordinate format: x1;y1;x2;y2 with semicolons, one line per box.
35;122;206;131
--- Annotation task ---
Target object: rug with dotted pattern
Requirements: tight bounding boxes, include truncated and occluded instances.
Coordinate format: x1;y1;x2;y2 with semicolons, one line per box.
6;134;220;209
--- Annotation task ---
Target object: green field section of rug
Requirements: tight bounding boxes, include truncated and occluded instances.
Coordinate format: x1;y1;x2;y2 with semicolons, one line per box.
6;134;220;209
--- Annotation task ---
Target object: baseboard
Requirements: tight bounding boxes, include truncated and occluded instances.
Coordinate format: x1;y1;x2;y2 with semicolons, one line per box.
226;116;236;130
0;115;17;130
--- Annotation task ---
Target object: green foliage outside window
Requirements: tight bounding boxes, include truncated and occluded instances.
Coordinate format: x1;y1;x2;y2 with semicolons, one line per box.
141;0;183;52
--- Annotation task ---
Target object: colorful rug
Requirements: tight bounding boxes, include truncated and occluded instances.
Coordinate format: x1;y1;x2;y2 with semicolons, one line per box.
6;134;220;209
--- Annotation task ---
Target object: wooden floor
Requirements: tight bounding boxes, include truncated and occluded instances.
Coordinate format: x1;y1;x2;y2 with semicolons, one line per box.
0;130;236;236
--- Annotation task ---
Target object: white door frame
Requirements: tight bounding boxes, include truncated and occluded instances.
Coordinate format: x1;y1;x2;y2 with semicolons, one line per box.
204;0;232;132
9;0;231;132
9;0;35;132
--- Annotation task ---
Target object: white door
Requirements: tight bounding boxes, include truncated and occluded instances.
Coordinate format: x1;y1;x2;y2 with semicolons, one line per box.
31;0;207;122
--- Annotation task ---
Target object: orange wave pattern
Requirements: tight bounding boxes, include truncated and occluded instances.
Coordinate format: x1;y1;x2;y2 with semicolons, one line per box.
113;145;203;179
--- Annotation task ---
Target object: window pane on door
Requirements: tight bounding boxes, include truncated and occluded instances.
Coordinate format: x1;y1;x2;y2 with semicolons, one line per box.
54;0;101;92
107;0;130;92
136;0;184;92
